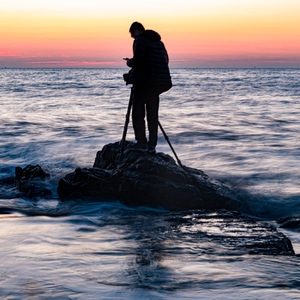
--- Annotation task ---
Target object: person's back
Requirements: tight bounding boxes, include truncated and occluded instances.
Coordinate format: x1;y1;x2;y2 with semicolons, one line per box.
131;29;171;85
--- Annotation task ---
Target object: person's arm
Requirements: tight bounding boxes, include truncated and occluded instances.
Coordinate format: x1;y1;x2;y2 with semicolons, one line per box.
126;38;147;68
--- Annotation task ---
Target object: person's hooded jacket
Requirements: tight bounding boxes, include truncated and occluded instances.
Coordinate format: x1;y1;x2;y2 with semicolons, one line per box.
127;30;172;86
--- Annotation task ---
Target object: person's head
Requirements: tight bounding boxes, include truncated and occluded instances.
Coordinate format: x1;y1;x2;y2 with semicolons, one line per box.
129;22;145;38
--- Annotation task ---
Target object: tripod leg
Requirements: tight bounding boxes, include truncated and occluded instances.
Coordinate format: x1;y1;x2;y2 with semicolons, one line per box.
158;121;183;168
120;87;134;156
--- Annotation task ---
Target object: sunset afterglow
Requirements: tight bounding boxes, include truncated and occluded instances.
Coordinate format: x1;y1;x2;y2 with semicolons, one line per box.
1;0;299;68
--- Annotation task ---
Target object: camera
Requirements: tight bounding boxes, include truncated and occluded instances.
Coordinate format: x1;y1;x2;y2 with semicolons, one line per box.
123;69;134;85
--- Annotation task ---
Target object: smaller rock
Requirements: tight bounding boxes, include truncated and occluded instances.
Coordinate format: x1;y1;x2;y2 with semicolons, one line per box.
278;216;300;231
14;165;52;199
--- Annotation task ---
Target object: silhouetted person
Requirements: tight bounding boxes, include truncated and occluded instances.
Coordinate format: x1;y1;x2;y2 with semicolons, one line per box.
124;22;172;153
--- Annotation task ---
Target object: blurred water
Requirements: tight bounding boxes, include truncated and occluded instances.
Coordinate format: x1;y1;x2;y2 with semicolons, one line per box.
0;68;300;299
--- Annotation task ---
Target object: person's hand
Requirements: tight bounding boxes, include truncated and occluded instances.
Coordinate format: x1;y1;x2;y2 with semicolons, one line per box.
123;58;131;67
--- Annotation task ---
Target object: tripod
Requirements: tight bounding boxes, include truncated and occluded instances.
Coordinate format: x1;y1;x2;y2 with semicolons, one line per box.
119;87;183;168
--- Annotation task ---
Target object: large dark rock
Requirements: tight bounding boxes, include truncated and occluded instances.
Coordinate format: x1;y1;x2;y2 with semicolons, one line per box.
57;141;241;210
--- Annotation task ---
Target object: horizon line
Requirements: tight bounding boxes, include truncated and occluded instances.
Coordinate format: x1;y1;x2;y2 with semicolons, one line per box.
1;66;300;70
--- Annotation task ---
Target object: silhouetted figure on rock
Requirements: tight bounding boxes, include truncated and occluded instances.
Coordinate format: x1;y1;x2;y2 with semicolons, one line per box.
124;22;172;153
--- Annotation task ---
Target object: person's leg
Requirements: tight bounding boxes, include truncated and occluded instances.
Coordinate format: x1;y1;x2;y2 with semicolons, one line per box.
146;87;160;149
132;85;147;146
146;84;172;150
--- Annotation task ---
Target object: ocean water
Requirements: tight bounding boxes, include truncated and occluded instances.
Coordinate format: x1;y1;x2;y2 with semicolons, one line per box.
0;68;299;299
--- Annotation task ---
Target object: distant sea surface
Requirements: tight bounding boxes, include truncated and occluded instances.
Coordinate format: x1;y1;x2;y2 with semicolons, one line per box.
0;68;299;299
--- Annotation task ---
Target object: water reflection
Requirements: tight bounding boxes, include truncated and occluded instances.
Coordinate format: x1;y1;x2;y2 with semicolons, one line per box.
0;202;299;298
61;205;294;291
124;212;176;291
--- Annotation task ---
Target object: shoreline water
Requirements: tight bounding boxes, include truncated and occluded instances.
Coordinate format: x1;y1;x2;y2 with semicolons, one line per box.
1;68;299;299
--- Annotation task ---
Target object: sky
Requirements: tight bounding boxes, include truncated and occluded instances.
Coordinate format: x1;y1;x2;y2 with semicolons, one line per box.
1;0;300;68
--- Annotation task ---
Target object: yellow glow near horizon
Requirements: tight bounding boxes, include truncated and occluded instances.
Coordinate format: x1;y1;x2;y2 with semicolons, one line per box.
1;0;299;68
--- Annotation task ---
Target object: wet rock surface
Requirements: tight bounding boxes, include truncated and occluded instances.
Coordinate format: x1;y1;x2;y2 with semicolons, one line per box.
58;141;241;211
132;209;295;256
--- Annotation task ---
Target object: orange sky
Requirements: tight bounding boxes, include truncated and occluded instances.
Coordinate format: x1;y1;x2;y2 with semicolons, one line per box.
1;0;299;68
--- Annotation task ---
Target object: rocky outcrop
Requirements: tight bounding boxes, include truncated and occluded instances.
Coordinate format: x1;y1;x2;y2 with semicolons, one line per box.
57;141;241;210
7;143;296;256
